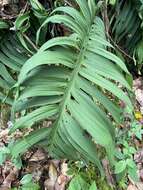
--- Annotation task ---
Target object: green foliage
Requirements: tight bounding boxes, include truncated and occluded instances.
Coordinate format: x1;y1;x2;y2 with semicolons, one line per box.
0;20;9;29
0;0;50;105
29;0;48;20
0;1;140;189
111;0;142;54
129;121;143;140
67;161;114;190
20;174;33;184
114;114;142;186
109;0;143;75
115;140;138;182
0;33;29;105
12;174;40;190
68;175;97;190
107;0;116;5
67;161;97;182
14;12;33;53
0;143;22;168
6;0;133;177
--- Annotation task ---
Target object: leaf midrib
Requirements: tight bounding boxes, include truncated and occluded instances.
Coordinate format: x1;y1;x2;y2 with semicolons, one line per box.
49;21;94;148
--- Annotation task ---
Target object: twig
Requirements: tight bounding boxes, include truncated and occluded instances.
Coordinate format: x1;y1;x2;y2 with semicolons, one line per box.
108;34;134;61
64;0;74;7
102;1;110;39
101;1;134;60
20;1;29;14
102;159;116;188
23;34;38;52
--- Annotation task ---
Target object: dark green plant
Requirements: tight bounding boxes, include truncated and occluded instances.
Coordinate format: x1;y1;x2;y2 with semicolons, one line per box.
0;33;29;105
109;0;143;75
11;174;40;190
68;175;97;190
111;0;142;55
7;0;132;177
115;141;138;181
0;0;50;105
128;120;143;140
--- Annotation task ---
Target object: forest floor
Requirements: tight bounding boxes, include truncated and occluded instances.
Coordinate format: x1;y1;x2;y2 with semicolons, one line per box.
0;78;143;190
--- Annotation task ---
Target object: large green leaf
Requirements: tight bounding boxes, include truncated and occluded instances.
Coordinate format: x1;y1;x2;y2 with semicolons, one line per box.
111;0;142;54
0;33;29;104
11;0;133;175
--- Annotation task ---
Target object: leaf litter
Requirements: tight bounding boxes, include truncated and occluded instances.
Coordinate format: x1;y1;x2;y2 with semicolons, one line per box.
0;78;143;189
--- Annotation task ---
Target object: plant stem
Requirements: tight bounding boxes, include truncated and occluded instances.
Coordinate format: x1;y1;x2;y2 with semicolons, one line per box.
23;34;38;52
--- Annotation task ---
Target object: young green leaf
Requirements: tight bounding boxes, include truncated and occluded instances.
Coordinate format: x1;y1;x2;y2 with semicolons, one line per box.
89;182;97;190
115;160;126;174
20;174;33;185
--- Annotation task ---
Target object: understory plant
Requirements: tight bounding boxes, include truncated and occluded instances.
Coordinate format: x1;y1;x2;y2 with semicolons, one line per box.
109;0;143;75
4;0;133;177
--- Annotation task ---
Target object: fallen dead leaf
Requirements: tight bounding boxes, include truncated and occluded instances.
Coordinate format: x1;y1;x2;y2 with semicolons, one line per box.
55;181;66;190
133;78;143;90
0;129;9;140
136;182;143;190
57;175;67;185
134;149;143;164
2;0;10;5
102;159;115;188
61;163;68;176
49;163;58;181
0;167;18;189
25;162;43;182
44;163;58;190
128;175;143;190
139;169;143;181
29;148;47;162
0;187;10;190
127;184;138;190
2;161;13;179
50;160;60;169
135;89;143;108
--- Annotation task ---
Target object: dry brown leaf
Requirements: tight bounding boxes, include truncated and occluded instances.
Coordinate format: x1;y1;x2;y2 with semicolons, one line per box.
136;182;143;190
44;163;58;190
55;175;68;190
51;160;60;169
49;163;58;181
61;163;68;176
127;185;138;190
44;178;56;190
55;181;66;190
2;0;10;5
0;167;3;184
134;149;143;164
133;78;143;90
0;129;9;140
0;167;18;189
29;149;46;162
2;161;13;179
135;89;143;107
0;187;10;190
25;162;43;182
102;159;115;188
139;169;143;181
57;175;67;185
128;176;143;190
32;170;43;182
